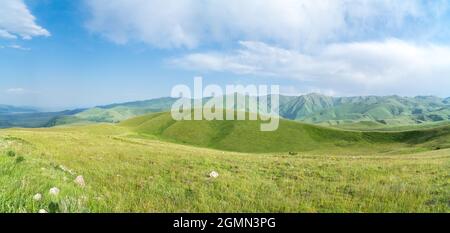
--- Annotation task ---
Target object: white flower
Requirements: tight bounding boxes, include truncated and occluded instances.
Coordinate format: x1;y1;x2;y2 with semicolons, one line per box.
33;193;42;201
74;175;85;187
49;187;60;196
209;171;219;178
38;209;48;213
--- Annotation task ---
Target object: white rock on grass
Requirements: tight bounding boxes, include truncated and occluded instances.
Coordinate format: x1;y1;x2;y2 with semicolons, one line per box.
49;187;60;196
209;171;219;178
74;175;86;187
38;209;48;213
33;193;42;201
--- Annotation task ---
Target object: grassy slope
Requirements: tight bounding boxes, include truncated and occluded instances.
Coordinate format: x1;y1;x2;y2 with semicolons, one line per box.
2;94;450;129
53;97;179;125
121;112;450;154
331;120;450;131
43;94;450;128
0;124;449;213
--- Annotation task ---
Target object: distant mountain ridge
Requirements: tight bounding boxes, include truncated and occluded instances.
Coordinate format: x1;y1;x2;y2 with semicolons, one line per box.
1;94;450;128
0;105;37;114
444;97;450;104
279;94;450;125
0;109;84;128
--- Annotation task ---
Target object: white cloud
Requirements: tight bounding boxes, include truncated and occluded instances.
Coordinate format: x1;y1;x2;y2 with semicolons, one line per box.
0;0;50;40
0;44;31;50
7;44;30;50
85;0;447;49
85;0;450;96
6;88;26;94
171;39;450;96
0;29;17;39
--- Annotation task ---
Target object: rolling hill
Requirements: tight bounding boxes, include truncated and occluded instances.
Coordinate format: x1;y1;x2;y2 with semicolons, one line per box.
2;94;450;129
48;97;178;125
0;116;449;212
70;94;450;127
121;112;450;153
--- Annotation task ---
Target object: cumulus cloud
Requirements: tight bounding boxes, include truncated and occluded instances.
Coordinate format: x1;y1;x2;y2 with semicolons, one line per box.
85;0;446;49
0;0;50;40
85;0;450;96
171;40;450;96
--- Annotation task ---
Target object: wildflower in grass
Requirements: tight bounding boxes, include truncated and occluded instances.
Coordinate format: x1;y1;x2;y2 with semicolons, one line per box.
209;171;219;178
75;175;86;187
33;193;42;201
49;187;60;196
38;209;48;213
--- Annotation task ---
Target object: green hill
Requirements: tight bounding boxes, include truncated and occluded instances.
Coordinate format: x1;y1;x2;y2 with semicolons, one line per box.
74;94;450;127
279;93;335;119
2;94;450;128
121;112;450;153
50;97;178;125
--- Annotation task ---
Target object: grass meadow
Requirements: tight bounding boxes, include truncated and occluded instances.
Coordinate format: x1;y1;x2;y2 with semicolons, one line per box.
0;122;448;213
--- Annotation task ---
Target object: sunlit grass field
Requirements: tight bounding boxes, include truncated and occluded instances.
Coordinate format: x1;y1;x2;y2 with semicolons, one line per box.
0;120;448;213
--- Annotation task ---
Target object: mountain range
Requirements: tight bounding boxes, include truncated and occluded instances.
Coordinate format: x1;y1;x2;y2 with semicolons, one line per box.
0;105;37;114
1;93;450;129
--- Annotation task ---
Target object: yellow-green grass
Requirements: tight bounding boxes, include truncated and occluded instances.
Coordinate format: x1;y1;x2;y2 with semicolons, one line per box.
0;123;449;213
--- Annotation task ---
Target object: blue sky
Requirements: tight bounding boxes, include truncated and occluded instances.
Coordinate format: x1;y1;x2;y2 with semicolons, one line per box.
1;0;450;110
